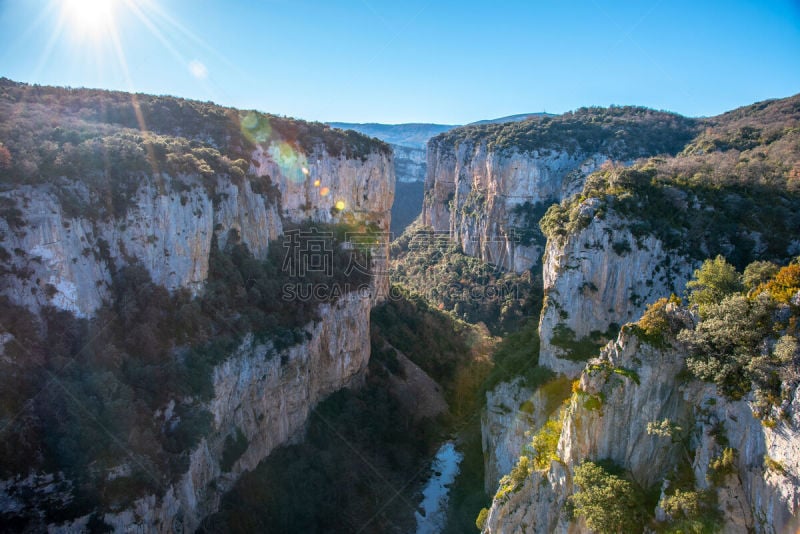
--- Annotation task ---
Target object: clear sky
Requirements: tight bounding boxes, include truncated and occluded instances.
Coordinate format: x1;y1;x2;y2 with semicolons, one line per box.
1;0;798;124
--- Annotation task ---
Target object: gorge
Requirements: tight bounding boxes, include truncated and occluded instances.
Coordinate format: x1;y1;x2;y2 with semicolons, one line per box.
1;77;799;534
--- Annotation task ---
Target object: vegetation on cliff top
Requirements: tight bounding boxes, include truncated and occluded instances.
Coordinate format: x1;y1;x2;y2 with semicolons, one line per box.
539;94;800;269
0;78;389;218
430;105;698;159
390;222;539;335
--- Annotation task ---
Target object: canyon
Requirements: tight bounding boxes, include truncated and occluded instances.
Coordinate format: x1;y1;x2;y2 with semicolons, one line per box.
1;78;799;534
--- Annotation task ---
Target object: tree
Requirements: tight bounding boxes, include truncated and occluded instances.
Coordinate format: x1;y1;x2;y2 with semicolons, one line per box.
531;418;562;470
636;294;684;345
742;260;779;291
760;263;800;303
686;256;743;317
679;294;773;399
570;460;647;534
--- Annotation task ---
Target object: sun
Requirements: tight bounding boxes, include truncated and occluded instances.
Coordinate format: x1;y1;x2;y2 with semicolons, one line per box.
61;0;117;39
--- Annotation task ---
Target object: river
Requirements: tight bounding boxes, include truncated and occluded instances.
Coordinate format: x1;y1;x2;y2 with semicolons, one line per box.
415;441;464;534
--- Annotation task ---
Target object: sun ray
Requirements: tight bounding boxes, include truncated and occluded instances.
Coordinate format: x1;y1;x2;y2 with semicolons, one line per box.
33;2;69;80
120;0;188;66
136;0;245;76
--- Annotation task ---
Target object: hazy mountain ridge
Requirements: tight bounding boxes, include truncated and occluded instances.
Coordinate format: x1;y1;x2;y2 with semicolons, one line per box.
468;112;554;126
328;122;457;150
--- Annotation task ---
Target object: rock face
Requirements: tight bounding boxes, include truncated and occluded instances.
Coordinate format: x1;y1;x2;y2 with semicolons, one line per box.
0;148;393;316
482;379;537;494
250;146;393;300
0;140;394;531
98;292;373;533
392;144;428;184
326;123;452;236
0;179;279;317
538;208;694;377
481;377;571;493
421;138;609;273
483;328;800;534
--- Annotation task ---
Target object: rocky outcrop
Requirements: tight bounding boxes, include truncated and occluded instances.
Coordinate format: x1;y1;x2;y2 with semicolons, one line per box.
484;327;800;534
481;377;571;493
251;147;393;226
0;178;280;317
250;146;394;300
421;138;609;273
326;123;451;236
538;207;693;376
482;379;537;494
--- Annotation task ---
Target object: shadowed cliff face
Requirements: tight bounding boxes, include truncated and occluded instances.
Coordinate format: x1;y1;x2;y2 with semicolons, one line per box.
0;81;395;532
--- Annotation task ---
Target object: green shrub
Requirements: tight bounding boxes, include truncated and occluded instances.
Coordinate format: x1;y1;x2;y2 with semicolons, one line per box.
495;456;532;502
680;294;773;400
570;460;649;534
660;489;721;534
686;256;743;317
475;507;489;531
612;240;632;255
764;455;785;473
743;261;780;291
707;447;738;485
531;418;562;470
634;294;683;347
550;324;604;361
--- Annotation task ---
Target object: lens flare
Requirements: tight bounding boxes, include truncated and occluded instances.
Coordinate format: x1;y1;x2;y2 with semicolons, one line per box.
188;59;208;79
240;111;272;143
268;142;309;183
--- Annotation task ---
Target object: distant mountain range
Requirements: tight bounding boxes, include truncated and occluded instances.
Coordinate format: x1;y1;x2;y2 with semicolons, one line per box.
329;113;552;149
327;123;456;149
467;112;553;126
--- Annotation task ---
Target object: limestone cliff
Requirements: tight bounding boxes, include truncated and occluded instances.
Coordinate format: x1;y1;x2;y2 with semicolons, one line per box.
481;377;571;493
0;146;393;317
484;326;800;534
482;379;537;494
0;81;395;532
420;108;697;273
392;144;428;184
538;208;693;377
422;138;608;273
326;122;454;236
0;178;280;317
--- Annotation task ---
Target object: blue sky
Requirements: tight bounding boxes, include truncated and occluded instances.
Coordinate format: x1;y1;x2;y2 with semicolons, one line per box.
1;0;798;124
